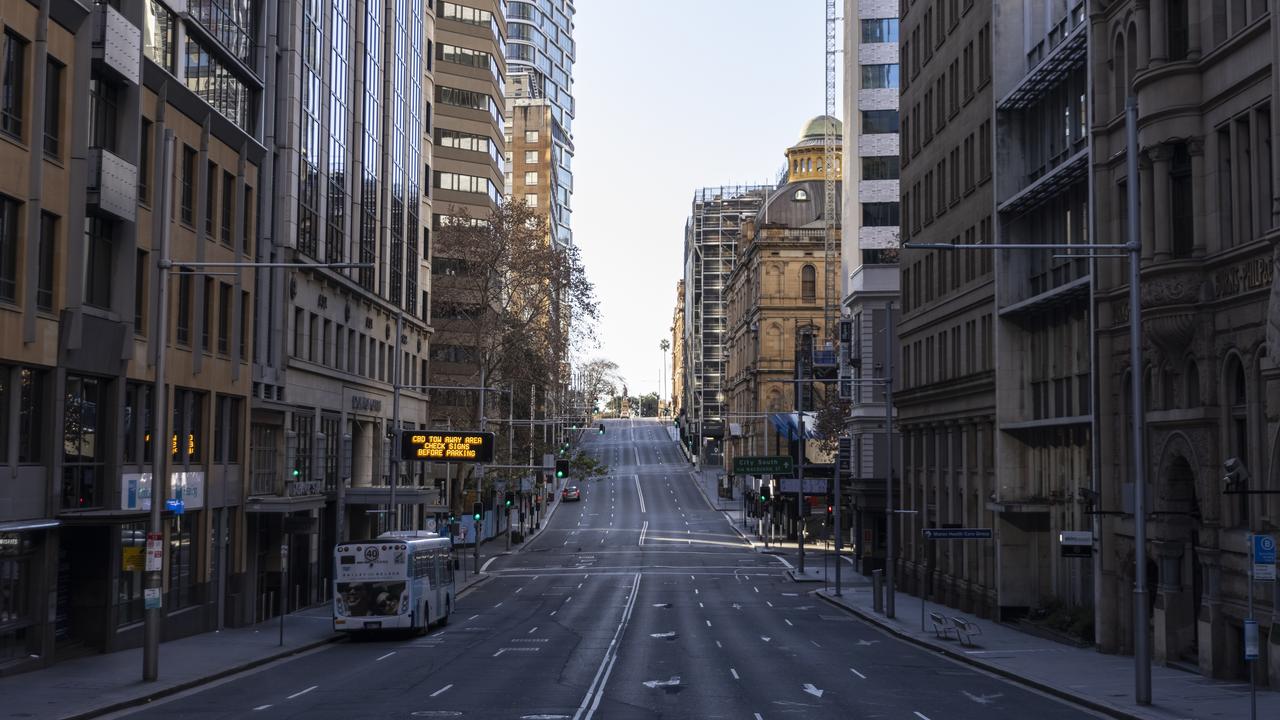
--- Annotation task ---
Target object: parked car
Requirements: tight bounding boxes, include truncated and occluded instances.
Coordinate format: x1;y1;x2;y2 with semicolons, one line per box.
562;486;581;502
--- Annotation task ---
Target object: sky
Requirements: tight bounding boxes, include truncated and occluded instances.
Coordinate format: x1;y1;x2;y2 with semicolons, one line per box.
572;1;828;398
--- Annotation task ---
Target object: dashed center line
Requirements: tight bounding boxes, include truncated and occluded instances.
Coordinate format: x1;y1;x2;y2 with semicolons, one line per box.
730;668;740;680
376;651;396;661
850;668;867;679
287;686;317;700
784;619;794;626
705;620;712;627
430;684;454;697
528;626;538;634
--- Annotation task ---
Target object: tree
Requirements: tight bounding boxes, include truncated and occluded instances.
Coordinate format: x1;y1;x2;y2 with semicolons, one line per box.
579;358;621;414
569;451;610;481
810;389;849;461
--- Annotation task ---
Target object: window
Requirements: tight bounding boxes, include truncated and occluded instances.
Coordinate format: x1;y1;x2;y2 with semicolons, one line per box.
525;130;539;143
204;161;217;235
43;60;62;157
172;388;205;464
116;521;146;626
88;78;120;151
239;290;249;361
201;278;213;351
17;367;44;463
37;213;55;310
801;265;817;303
861;18;899;43
242;185;253;255
62;375;107;509
863;203;900;226
1168;0;1189;60
221;171;234;245
167;514;197;609
525;150;538;164
180;145;196;224
862;110;900;134
861;64;900;89
123;382;152;464
524;171;538;185
139;119;152;203
1;32;26;139
214;395;241;463
0;195;17;302
176;271;191;345
217;282;231;354
525;193;538;208
134;250;148;333
84;217;114;309
1169;144;1194;258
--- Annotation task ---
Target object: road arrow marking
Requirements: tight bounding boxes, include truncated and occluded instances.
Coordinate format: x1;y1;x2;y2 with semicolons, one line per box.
962;691;1003;705
642;676;682;689
802;684;824;698
650;631;678;639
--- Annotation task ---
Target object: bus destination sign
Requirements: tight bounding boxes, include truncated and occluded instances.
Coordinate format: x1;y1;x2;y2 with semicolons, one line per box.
401;431;495;463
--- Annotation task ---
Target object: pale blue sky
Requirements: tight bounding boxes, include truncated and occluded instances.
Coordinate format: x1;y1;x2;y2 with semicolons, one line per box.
573;1;828;398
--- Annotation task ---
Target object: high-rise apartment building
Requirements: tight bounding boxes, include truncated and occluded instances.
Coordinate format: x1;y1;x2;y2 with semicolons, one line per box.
504;0;574;247
1088;0;1279;684
895;0;998;617
840;0;902;574
671;280;686;418
0;0;262;665
681;186;770;464
428;2;507;486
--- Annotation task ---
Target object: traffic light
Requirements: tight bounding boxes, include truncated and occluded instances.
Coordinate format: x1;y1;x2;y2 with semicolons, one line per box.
759;486;771;504
826;495;834;517
472;502;483;522
284;430;300;479
504;491;514;508
559;442;570;456
598;424;605;434
555;459;570;478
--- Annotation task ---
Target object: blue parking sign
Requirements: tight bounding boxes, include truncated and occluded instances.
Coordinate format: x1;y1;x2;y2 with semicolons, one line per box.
1252;535;1276;581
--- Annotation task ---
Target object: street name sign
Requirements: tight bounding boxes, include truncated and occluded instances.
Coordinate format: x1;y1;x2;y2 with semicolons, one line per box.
1252;534;1276;581
733;456;794;476
923;528;993;540
401;431;495;462
1059;530;1091;558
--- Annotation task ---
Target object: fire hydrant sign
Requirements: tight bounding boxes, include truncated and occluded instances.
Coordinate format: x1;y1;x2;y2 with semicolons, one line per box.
145;532;164;572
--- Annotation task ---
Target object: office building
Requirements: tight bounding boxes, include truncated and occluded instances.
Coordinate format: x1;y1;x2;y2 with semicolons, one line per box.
840;0;901;573
0;0;261;667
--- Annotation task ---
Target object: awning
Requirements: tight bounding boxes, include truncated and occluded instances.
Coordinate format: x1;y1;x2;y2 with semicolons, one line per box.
770;412;821;441
245;494;328;513
0;519;60;532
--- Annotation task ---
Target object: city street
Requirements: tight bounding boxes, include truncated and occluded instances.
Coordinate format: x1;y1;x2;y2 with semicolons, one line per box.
115;419;1100;720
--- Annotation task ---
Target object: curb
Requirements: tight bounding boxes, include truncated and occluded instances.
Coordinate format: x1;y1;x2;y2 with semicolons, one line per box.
812;592;1152;720
456;572;494;598
62;633;342;720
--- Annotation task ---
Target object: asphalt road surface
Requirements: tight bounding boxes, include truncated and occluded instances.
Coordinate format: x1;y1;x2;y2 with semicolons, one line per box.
119;418;1101;720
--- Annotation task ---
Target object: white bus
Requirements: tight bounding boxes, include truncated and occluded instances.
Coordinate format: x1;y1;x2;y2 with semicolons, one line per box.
333;533;454;633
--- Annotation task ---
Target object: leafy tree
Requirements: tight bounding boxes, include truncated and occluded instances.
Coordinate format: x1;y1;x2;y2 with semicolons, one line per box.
569;451;610;481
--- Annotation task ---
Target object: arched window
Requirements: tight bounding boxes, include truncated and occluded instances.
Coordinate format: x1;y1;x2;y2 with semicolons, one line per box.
1113;34;1127;115
801;265;817;303
1185;359;1200;407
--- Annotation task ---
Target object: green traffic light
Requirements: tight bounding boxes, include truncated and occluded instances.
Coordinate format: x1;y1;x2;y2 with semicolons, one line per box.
291;468;300;477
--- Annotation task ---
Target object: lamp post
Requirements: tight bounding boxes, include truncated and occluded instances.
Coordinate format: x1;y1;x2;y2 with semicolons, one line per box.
901;95;1150;705
143;127;373;682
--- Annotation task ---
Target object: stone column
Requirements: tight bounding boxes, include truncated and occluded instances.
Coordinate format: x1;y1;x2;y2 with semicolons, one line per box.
1148;0;1167;64
1141;155;1156;262
1197;548;1226;677
1135;1;1151;71
1188;138;1207;257
1151;540;1186;665
1150;145;1172;261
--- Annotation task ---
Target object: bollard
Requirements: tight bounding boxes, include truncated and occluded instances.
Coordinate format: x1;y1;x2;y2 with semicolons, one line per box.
872;570;884;614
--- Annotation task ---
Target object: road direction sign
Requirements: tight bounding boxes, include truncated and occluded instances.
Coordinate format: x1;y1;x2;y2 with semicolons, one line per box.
778;478;828;495
732;456;794;476
923;528;993;540
1252;534;1276;581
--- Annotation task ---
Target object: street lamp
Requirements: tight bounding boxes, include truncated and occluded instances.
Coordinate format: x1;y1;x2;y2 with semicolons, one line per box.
901;96;1150;706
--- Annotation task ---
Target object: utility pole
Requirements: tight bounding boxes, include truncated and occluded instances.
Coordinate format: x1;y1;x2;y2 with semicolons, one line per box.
795;375;806;574
390;310;403;531
885;304;896;619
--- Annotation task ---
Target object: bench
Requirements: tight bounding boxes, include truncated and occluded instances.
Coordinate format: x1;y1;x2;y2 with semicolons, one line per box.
929;611;957;640
951;616;982;646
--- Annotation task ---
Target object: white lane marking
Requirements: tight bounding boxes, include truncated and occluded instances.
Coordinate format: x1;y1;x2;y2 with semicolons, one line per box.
784;619;793;626
810;640;821;648
635;475;646;513
850;668;867;679
802;683;824;698
577;582;584;589
516;586;524;593
481;556;499;572
754;715;763;720
528;626;538;634
963;691;1004;705
699;602;704;608
754;586;759;593
766;601;773;607
639;520;648;546
550;610;558;616
730;668;740;680
376;651;396;661
253;705;272;711
287;685;317;700
573;573;642;720
430;684;455;697
467;614;479;621
566;596;573;603
705;620;712;627
694;588;699;595
495;602;504;608
716;640;723;648
914;714;932;720
690;575;695;580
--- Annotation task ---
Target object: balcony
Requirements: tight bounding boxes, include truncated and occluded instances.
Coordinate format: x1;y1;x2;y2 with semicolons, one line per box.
92;2;140;85
87;148;137;222
997;9;1086;111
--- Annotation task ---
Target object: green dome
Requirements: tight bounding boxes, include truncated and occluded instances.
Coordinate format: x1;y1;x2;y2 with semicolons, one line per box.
800;115;842;140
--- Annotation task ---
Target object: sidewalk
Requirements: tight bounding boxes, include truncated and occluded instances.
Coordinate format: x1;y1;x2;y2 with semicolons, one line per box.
0;571;490;720
685;466;1277;719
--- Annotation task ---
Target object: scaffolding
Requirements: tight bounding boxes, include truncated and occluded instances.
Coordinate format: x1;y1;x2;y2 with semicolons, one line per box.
684;185;771;461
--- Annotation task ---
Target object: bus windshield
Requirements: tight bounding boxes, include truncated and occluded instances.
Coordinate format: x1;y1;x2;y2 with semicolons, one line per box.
334;542;410;618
